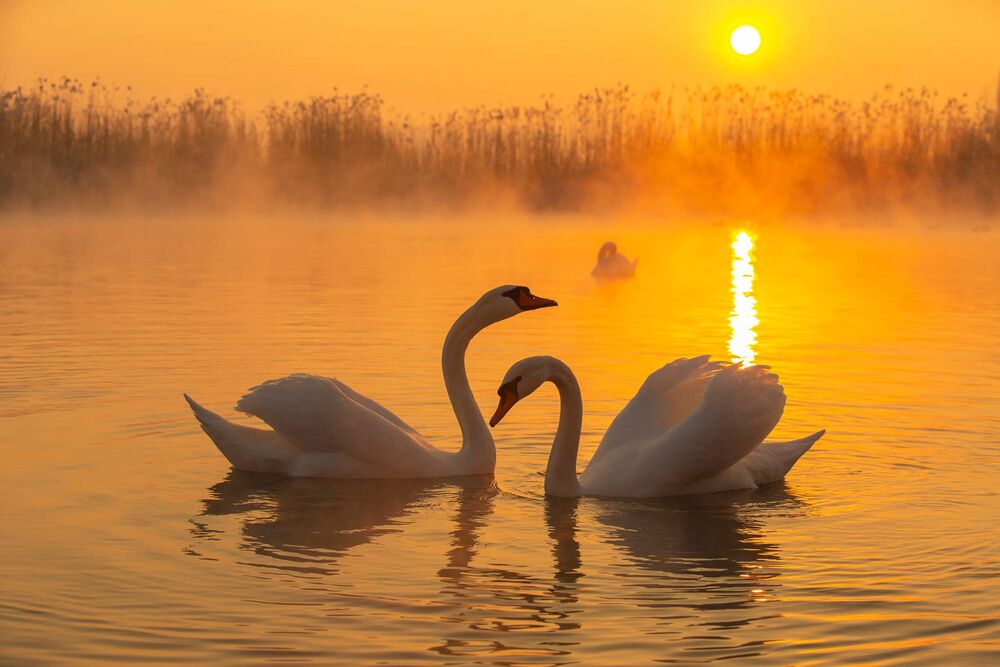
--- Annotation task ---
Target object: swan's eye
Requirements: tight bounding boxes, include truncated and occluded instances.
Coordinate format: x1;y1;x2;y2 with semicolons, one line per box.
497;376;521;398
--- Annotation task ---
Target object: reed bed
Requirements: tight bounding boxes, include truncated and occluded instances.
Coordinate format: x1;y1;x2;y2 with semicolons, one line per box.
1;77;997;215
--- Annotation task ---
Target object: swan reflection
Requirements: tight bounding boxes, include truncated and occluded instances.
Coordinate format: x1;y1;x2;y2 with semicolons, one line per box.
188;473;802;663
590;482;805;650
189;471;496;575
432;494;584;657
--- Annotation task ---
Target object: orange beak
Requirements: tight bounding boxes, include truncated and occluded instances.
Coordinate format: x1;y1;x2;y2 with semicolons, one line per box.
489;379;521;427
516;292;558;311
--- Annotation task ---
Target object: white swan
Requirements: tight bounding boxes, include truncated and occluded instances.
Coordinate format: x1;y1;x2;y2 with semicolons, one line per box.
489;355;824;497
183;285;557;479
591;241;638;279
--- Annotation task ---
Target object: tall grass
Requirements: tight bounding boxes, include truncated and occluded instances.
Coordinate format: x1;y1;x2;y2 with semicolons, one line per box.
1;77;997;215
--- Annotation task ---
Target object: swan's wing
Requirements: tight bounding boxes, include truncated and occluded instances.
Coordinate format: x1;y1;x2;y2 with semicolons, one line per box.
596;356;726;456
239;373;418;435
235;374;430;465
639;364;786;487
325;378;420;436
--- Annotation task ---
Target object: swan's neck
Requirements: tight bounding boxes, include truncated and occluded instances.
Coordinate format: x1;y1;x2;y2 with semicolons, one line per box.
442;303;494;471
545;362;584;498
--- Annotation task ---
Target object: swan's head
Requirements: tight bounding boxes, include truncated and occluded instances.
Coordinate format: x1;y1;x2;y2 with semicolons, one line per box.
489;356;554;427
476;285;558;323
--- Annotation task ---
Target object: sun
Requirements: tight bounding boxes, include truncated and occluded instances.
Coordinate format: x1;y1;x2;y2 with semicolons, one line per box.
730;25;762;56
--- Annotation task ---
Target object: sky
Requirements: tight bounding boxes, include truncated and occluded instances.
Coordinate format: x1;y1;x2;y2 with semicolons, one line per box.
1;1;997;113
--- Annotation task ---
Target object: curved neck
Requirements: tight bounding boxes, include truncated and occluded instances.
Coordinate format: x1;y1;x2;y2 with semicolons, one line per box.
544;361;584;498
442;302;494;470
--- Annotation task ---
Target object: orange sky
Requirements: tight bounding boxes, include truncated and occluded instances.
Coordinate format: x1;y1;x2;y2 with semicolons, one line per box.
1;1;997;113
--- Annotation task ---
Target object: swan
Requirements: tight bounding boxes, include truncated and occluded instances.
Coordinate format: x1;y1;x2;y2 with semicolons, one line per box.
591;241;638;279
489;355;824;497
183;285;557;479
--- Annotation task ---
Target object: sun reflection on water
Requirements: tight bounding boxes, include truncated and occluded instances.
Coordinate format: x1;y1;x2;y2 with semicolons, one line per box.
729;230;759;366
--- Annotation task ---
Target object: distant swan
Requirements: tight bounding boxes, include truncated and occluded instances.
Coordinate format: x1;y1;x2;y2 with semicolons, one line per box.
591;241;637;279
489;355;824;497
184;285;557;479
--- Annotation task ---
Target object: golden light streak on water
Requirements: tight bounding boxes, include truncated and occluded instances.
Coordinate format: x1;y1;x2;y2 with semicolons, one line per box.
729;230;759;366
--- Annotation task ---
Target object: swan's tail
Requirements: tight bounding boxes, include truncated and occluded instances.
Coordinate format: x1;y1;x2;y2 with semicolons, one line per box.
184;393;229;435
748;430;825;486
183;394;297;474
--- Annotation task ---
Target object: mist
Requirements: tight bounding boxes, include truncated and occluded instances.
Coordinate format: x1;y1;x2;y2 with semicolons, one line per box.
2;79;998;224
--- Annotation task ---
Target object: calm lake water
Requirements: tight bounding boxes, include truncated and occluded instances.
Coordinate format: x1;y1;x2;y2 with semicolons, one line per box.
1;213;998;665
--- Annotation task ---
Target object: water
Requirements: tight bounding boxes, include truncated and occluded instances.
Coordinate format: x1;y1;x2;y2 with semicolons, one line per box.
1;213;998;665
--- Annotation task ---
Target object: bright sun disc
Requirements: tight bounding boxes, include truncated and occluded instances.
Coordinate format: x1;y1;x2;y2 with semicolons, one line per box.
730;25;761;55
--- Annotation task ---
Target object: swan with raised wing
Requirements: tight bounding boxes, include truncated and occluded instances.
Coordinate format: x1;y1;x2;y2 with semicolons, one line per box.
489;355;824;497
183;285;557;479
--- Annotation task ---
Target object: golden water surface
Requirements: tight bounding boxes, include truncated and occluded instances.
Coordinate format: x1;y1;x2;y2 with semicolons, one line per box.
1;214;998;665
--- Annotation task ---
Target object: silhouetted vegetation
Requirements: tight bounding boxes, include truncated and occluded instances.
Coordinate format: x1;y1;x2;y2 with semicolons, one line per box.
2;77;998;215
